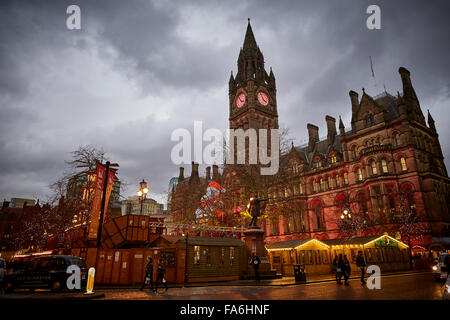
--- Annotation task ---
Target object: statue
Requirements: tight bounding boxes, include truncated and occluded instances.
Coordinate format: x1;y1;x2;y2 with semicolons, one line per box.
248;193;269;228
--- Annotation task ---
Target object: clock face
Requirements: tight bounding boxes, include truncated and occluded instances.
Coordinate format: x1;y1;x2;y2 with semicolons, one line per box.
257;92;269;106
236;93;246;108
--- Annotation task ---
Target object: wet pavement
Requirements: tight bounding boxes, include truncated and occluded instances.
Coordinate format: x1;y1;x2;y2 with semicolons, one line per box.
0;271;443;300
97;271;444;300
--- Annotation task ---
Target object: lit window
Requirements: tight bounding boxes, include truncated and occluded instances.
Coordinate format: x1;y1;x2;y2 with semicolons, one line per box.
293;185;298;195
299;184;304;194
335;175;340;187
400;157;407;171
371;161;378;175
394;134;401;146
312;181;317;193
381;159;388;173
194;246;200;265
343;172;349;185
319;179;324;191
220;248;225;265
357;168;363;181
229;247;235;265
328;176;332;189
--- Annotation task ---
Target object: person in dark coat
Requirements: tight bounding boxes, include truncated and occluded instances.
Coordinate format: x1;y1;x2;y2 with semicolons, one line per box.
343;254;351;285
250;253;261;281
356;251;366;284
336;254;345;284
332;255;339;282
154;261;168;293
140;257;154;291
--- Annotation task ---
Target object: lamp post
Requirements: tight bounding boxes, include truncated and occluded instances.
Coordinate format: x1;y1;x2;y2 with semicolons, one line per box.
137;179;149;215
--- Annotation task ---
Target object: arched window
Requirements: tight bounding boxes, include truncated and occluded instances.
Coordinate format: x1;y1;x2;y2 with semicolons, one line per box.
394;133;401;146
335;175;340;187
327;176;332;189
400;157;407;171
365;113;375;127
370;160;378;175
330;153;337;164
312;181;317;193
343;172;349;185
381;159;388;173
319;178;325;191
299;183;304;195
356;192;368;219
357;168;363;181
312;200;325;230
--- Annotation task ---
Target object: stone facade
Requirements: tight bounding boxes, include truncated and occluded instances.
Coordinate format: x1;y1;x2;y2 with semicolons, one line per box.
170;21;450;250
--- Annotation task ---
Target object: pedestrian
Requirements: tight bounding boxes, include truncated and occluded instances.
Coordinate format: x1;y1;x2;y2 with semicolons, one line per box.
140;256;154;291
250;253;261;281
356;251;366;285
0;258;5;295
343;254;351;285
336;254;344;284
444;254;450;279
154;261;168;293
332;255;338;282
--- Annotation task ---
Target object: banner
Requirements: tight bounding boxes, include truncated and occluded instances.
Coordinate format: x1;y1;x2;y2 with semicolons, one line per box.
87;163;106;240
103;170;116;222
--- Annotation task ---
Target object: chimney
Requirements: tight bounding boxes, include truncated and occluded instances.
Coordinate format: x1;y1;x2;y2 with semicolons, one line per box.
349;90;359;114
206;166;211;180
178;167;184;181
191;162;199;177
307;123;319;152
189;162;200;184
325;115;336;146
212;165;219;181
399;67;417;100
2;201;9;210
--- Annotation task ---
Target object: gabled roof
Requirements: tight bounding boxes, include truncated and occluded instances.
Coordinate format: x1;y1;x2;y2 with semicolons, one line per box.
266;238;329;250
161;235;244;247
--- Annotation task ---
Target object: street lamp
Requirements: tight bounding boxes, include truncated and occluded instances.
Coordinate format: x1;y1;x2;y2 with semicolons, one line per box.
137;179;149;215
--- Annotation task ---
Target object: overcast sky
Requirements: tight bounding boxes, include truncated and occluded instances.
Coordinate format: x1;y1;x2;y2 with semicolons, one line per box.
1;0;449;206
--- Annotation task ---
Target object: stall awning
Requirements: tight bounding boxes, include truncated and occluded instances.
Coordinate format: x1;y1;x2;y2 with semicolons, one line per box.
266;238;329;251
322;234;408;249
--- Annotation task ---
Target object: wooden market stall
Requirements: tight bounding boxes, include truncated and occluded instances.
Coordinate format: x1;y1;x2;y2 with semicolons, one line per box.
266;238;331;276
266;234;410;277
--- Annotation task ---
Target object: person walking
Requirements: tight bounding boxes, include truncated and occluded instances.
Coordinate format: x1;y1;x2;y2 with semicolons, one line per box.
356;251;366;285
250;253;261;281
140;257;154;291
343;254;351;285
332;255;339;283
154;261;168;293
336;254;345;284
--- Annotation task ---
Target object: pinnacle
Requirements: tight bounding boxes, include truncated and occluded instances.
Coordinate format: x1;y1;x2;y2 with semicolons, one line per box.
243;19;258;52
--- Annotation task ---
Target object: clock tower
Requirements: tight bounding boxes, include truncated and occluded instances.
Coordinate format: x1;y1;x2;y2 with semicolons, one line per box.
228;19;279;132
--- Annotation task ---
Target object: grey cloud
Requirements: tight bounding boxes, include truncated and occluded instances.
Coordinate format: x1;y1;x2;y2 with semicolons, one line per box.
0;0;449;203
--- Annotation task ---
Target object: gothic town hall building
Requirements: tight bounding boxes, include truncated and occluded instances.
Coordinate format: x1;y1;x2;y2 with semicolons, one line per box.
170;21;450;252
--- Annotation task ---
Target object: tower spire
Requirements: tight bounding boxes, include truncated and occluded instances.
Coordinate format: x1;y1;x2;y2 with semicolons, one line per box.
243;18;258;53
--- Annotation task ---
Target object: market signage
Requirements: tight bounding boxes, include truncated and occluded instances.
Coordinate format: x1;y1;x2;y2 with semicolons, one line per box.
87;163;106;239
374;237;398;248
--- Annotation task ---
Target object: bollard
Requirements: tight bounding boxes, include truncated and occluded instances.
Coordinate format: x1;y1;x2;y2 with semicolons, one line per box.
85;267;96;294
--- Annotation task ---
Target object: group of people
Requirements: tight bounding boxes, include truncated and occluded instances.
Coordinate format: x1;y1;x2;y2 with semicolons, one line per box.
140;257;168;293
332;251;366;285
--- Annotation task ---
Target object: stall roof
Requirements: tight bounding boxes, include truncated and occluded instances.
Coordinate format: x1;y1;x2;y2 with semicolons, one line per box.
322;234;408;248
266;238;329;251
321;235;381;246
161;235;244;247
